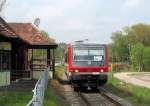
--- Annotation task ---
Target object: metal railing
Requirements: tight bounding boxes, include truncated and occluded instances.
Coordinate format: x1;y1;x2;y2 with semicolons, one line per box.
26;69;49;106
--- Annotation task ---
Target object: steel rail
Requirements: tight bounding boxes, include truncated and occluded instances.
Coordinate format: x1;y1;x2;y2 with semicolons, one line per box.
98;87;132;106
78;91;92;106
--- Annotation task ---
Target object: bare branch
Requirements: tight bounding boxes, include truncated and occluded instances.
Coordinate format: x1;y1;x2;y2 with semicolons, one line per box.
0;0;6;15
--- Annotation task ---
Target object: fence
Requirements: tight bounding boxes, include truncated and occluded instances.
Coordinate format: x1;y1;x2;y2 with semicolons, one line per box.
26;69;49;106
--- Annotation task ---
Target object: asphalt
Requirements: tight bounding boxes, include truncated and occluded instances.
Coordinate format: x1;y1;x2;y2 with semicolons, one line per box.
114;72;150;89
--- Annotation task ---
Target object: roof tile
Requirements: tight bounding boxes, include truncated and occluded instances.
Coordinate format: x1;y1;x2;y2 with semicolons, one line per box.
8;23;57;45
0;17;17;37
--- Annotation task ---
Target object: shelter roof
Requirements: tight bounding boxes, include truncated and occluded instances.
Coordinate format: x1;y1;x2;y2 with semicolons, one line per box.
8;23;57;46
0;17;17;37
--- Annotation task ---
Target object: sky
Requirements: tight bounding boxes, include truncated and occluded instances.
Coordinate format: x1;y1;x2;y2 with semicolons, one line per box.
2;0;150;43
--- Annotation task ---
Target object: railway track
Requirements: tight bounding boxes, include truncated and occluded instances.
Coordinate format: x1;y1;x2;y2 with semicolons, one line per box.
61;87;132;106
61;91;87;106
78;87;132;106
79;90;116;106
98;87;132;106
54;76;131;106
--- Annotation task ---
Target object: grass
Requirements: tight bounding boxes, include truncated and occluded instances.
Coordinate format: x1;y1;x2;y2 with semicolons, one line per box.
0;90;32;106
107;71;150;106
44;65;68;106
43;81;69;106
43;84;58;106
0;66;66;106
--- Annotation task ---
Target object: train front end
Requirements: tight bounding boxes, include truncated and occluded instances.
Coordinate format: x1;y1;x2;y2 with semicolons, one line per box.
66;43;109;89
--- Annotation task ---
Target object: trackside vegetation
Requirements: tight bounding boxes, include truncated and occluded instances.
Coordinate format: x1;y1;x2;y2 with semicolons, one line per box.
43;84;58;106
107;72;150;106
44;66;69;106
55;65;66;78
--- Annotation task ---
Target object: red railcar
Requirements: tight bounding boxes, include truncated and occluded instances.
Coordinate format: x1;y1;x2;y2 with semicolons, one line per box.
65;42;109;89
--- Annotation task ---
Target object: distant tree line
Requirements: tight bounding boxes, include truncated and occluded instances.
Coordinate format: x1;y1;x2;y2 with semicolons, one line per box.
108;23;150;71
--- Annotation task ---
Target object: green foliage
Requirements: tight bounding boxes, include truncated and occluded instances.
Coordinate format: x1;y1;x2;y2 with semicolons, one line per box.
0;42;11;50
130;43;150;71
43;84;58;106
128;24;150;46
109;23;150;71
130;43;144;71
55;43;66;62
40;30;66;61
33;49;47;59
143;47;150;70
41;30;55;43
31;30;56;60
55;65;66;78
111;32;129;62
41;30;49;38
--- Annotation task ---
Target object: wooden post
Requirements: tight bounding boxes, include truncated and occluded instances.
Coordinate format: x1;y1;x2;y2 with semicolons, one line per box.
52;49;55;78
47;49;51;68
31;49;33;79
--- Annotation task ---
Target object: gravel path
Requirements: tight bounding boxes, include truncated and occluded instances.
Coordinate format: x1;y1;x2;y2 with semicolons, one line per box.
114;72;150;89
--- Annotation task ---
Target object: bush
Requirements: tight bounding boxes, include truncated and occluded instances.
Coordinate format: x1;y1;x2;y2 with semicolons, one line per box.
111;63;130;72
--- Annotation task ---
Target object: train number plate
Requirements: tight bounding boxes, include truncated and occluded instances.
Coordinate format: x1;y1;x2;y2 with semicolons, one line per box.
92;72;100;75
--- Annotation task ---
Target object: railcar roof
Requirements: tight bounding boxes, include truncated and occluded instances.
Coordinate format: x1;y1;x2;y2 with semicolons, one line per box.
71;43;106;47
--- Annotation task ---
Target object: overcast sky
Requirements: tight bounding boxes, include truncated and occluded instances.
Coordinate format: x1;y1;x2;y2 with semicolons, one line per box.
2;0;150;43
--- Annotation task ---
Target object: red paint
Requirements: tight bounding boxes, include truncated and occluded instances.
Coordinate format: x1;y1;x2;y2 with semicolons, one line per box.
66;43;109;73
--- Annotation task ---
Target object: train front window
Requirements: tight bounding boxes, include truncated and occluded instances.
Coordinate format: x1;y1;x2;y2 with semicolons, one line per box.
74;49;88;56
73;46;106;66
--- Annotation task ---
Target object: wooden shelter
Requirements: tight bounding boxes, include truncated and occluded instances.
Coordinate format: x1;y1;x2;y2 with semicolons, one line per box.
0;17;57;85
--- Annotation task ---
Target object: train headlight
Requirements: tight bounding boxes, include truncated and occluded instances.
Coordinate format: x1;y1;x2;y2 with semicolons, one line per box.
68;72;71;76
75;70;79;72
100;69;104;72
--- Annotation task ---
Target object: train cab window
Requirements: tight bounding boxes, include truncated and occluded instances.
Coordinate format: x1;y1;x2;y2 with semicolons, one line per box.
89;49;105;61
73;48;105;61
72;46;106;66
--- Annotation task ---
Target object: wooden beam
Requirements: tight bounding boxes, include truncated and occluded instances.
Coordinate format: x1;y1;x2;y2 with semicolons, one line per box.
31;49;33;79
52;49;55;77
47;49;51;67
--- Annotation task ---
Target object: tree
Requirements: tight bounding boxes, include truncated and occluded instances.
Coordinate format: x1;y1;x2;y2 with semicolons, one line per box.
41;30;55;43
41;30;49;38
110;31;129;62
127;24;150;46
143;47;150;71
109;23;150;71
41;30;66;62
108;43;116;62
32;30;56;59
0;0;6;16
130;43;144;71
55;43;66;62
